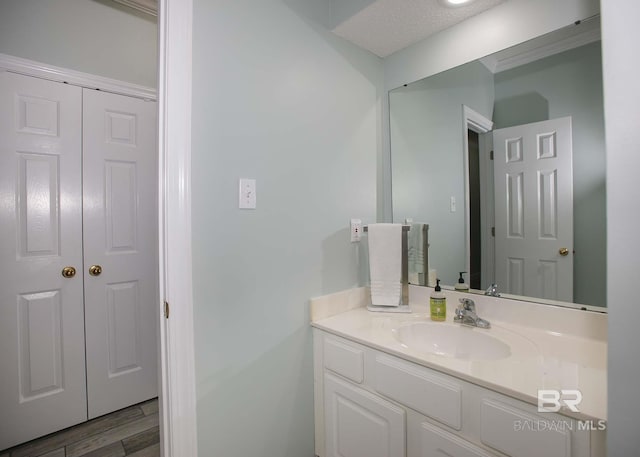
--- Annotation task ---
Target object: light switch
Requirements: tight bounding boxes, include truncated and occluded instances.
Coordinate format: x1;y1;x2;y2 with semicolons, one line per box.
450;196;456;212
239;178;256;209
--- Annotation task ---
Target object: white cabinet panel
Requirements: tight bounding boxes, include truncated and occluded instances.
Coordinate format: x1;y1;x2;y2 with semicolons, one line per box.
325;373;405;457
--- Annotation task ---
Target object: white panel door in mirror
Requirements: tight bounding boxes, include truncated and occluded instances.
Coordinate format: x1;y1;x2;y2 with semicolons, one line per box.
494;117;572;302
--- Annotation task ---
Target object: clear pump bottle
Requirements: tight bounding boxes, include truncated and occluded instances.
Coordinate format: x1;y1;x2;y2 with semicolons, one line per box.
454;271;469;292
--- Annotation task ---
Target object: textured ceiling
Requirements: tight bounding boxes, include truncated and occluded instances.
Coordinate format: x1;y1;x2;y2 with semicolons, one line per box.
333;0;506;57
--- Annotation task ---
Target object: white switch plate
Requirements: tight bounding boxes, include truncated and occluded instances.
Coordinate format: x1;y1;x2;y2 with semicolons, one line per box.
239;178;256;209
450;196;456;212
350;219;362;242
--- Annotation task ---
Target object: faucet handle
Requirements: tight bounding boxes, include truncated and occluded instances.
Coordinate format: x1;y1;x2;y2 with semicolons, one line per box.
458;298;476;312
485;283;500;297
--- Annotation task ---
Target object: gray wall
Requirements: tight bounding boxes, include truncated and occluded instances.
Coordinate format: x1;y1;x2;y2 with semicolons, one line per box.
0;0;157;87
493;42;606;306
190;0;382;456
602;1;640;455
390;61;495;286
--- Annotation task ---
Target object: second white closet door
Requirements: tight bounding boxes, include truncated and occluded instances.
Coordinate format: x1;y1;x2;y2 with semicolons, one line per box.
82;89;158;419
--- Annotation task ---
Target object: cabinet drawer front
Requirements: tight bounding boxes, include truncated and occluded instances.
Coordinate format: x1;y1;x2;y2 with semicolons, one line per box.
419;422;497;457
324;373;406;457
481;399;571;457
374;355;462;430
324;337;364;384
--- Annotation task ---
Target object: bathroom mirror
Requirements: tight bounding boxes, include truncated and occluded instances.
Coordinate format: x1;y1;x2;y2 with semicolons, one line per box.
390;17;606;309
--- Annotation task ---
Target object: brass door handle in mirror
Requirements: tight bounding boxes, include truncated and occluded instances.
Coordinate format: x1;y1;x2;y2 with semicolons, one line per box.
559;248;569;256
61;266;76;278
89;265;102;276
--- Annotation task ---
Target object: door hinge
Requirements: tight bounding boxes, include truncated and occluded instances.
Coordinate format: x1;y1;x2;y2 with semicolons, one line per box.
490;150;494;160
491;227;495;237
164;301;170;319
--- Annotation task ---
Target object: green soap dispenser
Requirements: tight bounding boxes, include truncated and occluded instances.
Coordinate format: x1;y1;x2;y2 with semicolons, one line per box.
430;279;446;321
455;271;469;292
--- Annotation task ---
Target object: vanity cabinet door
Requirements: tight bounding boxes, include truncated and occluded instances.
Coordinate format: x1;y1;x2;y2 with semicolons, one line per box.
324;373;406;457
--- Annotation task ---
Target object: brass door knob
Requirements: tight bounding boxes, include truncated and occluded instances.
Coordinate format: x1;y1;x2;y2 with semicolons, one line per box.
89;265;103;276
559;248;569;257
61;266;76;278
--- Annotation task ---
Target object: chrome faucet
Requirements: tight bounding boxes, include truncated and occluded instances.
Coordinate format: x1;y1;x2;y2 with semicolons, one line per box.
485;283;500;297
454;298;491;329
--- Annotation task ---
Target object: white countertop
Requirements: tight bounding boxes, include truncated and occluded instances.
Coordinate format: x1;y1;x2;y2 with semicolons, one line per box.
311;287;607;422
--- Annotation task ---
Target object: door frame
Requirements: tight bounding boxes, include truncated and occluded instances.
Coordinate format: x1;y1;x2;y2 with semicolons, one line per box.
461;106;493;287
157;0;198;455
478;131;495;290
0;0;198;450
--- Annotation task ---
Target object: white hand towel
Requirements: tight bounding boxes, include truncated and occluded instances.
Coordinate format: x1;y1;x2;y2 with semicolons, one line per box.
368;223;402;307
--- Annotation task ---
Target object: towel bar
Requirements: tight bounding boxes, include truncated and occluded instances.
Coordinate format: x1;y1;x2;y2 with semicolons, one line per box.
362;225;410;232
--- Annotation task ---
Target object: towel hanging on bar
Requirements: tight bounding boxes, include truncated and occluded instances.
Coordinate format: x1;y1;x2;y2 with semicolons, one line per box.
367;223;403;307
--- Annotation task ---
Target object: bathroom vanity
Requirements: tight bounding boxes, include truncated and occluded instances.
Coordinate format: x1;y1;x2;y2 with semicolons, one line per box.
311;287;606;457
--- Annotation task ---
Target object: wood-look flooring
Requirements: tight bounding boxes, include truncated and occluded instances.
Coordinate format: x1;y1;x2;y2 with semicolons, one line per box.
1;398;160;457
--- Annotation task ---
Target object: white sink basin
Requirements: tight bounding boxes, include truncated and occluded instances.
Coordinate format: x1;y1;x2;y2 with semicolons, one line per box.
392;322;511;360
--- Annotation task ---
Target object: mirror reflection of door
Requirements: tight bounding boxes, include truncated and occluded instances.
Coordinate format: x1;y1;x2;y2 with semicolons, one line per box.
492;117;573;302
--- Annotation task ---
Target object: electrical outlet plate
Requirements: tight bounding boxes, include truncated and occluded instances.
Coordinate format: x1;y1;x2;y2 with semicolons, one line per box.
350;219;362;242
239;178;256;209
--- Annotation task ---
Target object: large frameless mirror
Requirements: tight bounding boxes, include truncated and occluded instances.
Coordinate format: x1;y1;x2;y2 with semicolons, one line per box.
390;17;606;310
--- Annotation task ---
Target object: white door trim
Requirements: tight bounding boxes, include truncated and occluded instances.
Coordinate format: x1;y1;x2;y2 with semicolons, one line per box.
157;1;198;456
478;132;495;289
462;105;493;283
0;53;156;101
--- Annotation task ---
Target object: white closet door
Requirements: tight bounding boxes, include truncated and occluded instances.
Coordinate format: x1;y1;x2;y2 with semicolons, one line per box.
0;72;87;449
82;89;158;419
